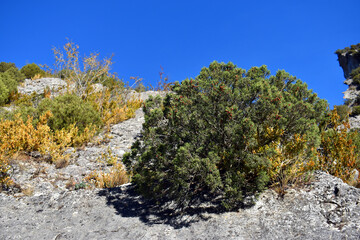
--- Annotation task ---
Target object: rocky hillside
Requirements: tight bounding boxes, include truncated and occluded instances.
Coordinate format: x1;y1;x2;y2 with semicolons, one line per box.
1;78;360;239
336;43;360;128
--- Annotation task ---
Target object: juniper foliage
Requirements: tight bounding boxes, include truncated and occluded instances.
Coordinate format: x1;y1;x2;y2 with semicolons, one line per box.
123;61;328;209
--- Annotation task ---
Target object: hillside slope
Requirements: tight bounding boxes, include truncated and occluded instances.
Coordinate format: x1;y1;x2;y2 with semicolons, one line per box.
1;89;360;239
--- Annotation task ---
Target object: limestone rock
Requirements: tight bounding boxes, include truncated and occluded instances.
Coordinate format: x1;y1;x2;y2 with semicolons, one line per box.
17;78;69;96
1;171;359;239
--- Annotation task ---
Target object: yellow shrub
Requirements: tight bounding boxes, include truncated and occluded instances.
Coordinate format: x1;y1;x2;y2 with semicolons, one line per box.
31;73;43;80
317;108;359;185
86;88;142;127
254;126;315;195
0;154;13;189
0;111;97;164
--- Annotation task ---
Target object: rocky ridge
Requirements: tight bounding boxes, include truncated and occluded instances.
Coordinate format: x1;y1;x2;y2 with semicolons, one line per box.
0;79;360;239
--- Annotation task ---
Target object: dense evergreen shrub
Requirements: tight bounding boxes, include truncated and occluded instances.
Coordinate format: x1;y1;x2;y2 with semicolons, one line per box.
0;69;22;105
123;61;328;209
5;67;26;82
38;93;102;133
20;63;45;79
0;80;9;105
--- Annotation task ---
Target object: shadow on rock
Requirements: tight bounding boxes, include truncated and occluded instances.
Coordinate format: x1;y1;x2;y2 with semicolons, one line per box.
98;184;243;229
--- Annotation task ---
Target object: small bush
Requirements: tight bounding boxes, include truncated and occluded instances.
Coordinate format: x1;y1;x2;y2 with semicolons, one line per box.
0;72;18;94
20;63;45;79
351;106;360;116
5;67;25;82
0;80;9;105
350;67;360;85
38;93;102;133
85;163;130;188
334;105;350;122
0;70;21;105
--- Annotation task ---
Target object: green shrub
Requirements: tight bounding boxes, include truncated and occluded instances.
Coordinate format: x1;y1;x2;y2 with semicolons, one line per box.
0;62;16;73
0;80;9;105
350;67;360;85
335;43;360;56
123;61;328;209
0;71;20;105
351;106;360;116
20;63;45;79
0;72;17;94
350;129;360;169
334;105;350;122
5;67;25;82
38;93;102;133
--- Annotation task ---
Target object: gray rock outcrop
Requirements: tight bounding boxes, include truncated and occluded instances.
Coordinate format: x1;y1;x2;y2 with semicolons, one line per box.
17;78;69;96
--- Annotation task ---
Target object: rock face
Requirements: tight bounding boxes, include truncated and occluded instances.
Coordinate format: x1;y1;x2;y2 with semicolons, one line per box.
338;52;360;79
338;51;360;105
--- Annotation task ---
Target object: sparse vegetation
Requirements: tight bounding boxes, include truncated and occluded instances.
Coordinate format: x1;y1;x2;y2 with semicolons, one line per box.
0;41;143;190
335;43;360;56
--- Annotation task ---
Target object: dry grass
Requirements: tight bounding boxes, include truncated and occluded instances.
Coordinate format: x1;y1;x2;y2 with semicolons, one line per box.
85;163;130;188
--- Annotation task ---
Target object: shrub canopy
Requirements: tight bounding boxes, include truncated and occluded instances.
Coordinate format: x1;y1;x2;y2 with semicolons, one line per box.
20;63;45;79
124;61;328;209
38;93;102;133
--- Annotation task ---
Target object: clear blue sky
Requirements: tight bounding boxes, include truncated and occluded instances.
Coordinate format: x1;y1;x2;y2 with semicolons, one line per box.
1;0;359;107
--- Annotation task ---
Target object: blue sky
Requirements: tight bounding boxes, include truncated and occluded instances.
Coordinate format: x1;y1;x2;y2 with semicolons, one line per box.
1;0;359;107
